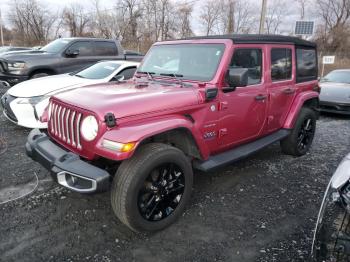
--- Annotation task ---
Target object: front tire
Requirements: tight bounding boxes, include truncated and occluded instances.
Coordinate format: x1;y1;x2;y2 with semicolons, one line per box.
280;107;317;156
111;143;193;232
30;73;50;79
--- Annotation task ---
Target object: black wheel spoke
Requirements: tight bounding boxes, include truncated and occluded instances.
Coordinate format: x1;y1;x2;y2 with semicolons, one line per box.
138;162;185;222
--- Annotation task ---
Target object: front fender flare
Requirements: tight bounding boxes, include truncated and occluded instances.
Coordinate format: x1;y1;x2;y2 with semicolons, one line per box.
283;91;319;129
96;115;210;161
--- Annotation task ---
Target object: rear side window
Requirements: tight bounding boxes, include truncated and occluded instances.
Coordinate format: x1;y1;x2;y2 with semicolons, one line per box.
296;48;317;82
230;49;262;85
68;41;93;56
94;41;118;56
271;48;292;81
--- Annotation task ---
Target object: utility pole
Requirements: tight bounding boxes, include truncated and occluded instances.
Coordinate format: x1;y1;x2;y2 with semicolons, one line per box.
259;0;267;34
0;9;3;46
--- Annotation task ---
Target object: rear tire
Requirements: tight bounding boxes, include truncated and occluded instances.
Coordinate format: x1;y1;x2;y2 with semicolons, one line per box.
280;107;317;156
111;143;193;232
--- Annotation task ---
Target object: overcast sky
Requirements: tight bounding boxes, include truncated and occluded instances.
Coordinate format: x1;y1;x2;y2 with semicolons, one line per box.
0;0;316;36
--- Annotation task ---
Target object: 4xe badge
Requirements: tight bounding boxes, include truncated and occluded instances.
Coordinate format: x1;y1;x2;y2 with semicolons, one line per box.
203;131;216;140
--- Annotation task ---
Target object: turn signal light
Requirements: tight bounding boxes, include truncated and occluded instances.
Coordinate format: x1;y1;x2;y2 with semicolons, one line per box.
102;139;136;152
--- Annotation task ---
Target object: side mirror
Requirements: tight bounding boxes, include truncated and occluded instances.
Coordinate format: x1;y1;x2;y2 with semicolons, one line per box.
65;49;79;57
224;68;248;92
205;88;218;101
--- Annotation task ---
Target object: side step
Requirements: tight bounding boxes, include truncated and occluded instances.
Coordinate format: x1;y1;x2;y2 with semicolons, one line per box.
193;129;290;172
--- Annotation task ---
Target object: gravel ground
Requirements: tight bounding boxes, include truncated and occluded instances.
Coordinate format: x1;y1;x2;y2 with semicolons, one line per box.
0;107;349;262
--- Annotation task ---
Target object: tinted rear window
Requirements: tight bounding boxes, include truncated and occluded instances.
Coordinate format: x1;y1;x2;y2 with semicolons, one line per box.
94;42;118;56
296;48;317;82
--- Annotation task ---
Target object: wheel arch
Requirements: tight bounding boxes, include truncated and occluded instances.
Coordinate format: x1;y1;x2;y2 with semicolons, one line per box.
283;91;319;129
138;127;203;160
29;67;57;78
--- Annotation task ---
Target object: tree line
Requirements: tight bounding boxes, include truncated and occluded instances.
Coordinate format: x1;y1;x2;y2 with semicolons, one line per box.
2;0;350;54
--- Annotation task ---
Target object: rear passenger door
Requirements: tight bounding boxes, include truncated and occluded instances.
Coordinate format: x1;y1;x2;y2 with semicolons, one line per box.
266;45;296;132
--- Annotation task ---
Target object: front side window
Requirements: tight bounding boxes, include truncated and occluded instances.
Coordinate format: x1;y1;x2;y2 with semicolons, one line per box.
114;67;137;80
138;44;225;81
230;48;262;85
75;62;121;79
67;41;93;57
271;48;292;81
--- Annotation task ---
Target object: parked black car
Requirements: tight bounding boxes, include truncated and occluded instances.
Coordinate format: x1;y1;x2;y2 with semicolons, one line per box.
319;69;350;115
0;38;143;86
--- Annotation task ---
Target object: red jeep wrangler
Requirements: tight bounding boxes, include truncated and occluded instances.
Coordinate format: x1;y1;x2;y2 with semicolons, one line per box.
26;35;319;232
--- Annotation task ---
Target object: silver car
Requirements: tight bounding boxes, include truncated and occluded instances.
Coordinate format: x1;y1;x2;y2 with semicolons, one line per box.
319;70;350;115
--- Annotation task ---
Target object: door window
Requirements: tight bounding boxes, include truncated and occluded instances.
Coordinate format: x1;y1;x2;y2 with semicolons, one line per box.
67;41;93;57
271;48;292;81
113;67;137;80
230;49;262;85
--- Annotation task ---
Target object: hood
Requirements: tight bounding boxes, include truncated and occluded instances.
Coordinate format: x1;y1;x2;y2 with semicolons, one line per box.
1;50;53;60
8;74;98;97
319;82;350;104
54;81;200;119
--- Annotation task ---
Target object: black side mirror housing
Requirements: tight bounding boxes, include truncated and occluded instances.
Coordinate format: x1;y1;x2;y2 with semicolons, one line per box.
224;68;248;91
205;88;218;101
66;49;79;57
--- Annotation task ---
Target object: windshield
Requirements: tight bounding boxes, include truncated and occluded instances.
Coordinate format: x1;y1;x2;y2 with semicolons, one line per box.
75;62;121;79
41;39;71;53
322;71;350;84
138;44;225;81
0;47;10;53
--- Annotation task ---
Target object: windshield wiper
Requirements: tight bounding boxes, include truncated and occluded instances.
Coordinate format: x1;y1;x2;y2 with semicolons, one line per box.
160;73;184;87
137;71;155;80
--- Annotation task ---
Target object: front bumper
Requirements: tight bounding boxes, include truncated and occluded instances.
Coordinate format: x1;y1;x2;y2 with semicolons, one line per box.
1;93;48;128
0;72;29;86
319;101;350;115
26;129;110;193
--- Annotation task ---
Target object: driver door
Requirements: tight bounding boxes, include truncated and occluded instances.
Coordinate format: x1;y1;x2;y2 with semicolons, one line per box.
61;41;96;74
218;46;268;150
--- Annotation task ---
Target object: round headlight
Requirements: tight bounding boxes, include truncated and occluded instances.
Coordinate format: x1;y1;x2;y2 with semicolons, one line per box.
81;115;98;141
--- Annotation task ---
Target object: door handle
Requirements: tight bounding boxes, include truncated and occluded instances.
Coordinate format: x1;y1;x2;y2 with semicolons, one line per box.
282;87;296;95
255;94;267;101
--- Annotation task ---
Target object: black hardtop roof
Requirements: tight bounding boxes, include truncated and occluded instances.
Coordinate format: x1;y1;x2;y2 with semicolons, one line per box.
184;34;316;48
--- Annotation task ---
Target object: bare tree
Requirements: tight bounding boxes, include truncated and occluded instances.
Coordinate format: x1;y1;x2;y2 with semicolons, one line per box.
176;3;194;38
199;0;221;35
264;0;286;34
315;0;350;52
8;0;59;46
62;4;91;37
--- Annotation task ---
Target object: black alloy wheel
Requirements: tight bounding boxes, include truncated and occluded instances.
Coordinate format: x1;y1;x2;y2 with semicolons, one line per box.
138;163;185;221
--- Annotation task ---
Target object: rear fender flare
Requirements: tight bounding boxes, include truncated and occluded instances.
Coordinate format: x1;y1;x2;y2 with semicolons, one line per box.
283;91;319;129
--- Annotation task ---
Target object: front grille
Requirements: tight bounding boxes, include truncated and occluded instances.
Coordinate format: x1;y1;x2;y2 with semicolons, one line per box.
1;93;18;122
48;100;83;150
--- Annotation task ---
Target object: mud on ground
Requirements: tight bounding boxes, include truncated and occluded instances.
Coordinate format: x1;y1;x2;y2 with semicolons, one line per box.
0;109;349;262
